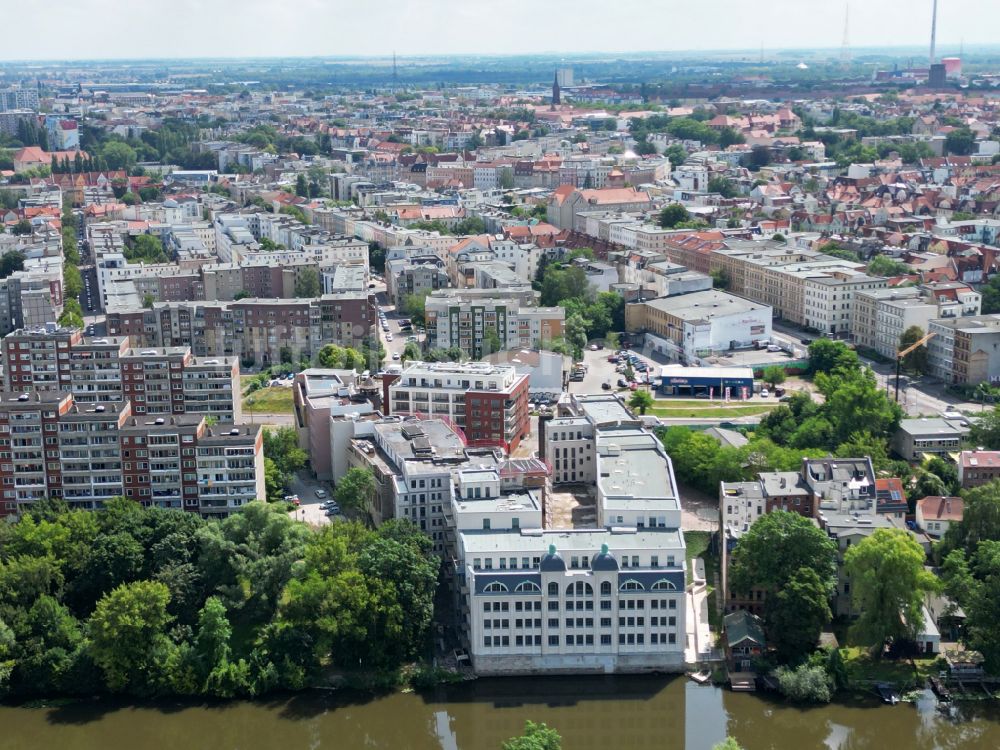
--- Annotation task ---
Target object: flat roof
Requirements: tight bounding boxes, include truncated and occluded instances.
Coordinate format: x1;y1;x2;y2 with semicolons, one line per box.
660;364;754;380
597;428;679;510
459;527;685;555
638;289;770;321
898;418;966;436
575;394;636;425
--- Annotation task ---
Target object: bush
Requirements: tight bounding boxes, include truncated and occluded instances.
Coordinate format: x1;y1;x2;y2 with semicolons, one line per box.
773;663;832;703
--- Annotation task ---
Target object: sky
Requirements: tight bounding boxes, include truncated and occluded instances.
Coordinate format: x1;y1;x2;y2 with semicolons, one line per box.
0;0;993;61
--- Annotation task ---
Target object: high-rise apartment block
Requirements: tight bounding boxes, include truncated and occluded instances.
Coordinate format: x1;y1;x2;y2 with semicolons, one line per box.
0;391;263;519
3;327;241;422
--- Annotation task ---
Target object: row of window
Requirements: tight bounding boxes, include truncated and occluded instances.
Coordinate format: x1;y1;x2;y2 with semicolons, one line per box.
482;633;677;649
481;579;678;595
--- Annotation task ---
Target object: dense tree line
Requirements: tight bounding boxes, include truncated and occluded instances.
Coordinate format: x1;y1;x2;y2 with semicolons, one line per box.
755;340;903;455
0;499;438;698
659;427;827;497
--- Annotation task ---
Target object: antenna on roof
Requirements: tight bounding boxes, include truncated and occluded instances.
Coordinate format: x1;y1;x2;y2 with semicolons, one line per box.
929;0;938;66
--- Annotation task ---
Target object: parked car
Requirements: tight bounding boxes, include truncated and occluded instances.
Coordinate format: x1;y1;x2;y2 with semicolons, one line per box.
694;392;710;399
760;388;770;398
773;387;785;397
391;352;401;360
629;382;639;391
315;489;328;498
766;344;783;353
617;378;628;388
590;344;599;351
385;333;393;341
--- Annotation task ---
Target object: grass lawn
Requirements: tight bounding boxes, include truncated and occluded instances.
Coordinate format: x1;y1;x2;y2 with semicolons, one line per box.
649;404;777;419
839;646;940;689
244;386;294;414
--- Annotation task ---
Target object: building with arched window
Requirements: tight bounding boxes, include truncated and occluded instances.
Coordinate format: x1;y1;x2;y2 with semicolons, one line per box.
458;394;687;675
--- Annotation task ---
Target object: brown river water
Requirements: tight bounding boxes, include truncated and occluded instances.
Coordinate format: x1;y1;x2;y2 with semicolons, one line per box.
2;676;999;750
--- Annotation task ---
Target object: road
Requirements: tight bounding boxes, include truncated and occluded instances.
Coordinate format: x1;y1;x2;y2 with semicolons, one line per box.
372;284;426;368
769;320;981;418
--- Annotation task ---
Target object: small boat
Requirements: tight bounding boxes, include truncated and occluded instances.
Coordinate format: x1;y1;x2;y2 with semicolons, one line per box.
876;683;900;704
687;670;711;684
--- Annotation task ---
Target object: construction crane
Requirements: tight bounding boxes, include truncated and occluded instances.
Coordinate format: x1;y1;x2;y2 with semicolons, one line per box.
895;331;936;402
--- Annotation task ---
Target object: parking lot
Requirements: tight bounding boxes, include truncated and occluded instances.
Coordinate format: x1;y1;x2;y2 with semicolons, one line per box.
286;473;337;526
568;347;659;396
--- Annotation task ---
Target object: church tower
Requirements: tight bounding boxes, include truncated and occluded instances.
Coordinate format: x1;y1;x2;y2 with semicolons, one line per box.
551;71;561;107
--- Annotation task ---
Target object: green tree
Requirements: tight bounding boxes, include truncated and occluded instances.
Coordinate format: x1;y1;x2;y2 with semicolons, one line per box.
658;203;690;229
941;480;1000;555
101;141;138;170
628;389;653;415
773;663;832;703
502;721;562;750
263;426;307;476
981;275;1000;315
945;128;976;156
749;145;772;168
712;740;745;750
401;292;429;326
761;365;786;388
88;580;174;693
0;251;25;278
867;255;911;277
835;432;891;472
8;594;83;696
335;467;376;513
807;339;859;375
402;341;421;362
708;176;738;198
11;220;32;236
768;567;832;663
969;406;1000;450
63;262;83;299
899;325;929;375
844;529;938;653
293;268;321;298
57;298;85;329
814;368;902;449
729;511;837;608
126;235;169;264
482;326;503;356
942;542;1000;673
295;174;310;198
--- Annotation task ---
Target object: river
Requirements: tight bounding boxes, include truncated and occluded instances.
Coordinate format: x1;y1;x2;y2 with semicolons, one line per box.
2;677;999;750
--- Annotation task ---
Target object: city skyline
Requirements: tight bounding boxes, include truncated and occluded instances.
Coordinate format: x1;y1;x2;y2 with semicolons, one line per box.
0;0;991;62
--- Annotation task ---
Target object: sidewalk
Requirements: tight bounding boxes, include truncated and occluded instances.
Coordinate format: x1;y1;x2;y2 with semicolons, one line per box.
685;558;715;666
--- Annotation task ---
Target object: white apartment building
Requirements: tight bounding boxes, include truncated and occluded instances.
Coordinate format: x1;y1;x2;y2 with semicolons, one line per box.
853;284;982;359
802;271;887;336
424;291;564;358
461;394;686;674
928;314;1000;386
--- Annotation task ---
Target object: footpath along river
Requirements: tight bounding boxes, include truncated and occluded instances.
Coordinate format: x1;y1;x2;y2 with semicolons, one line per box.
4;675;1000;750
